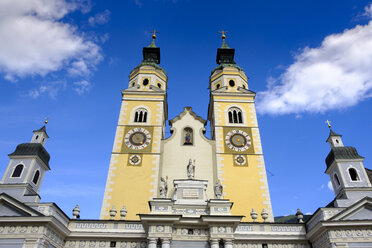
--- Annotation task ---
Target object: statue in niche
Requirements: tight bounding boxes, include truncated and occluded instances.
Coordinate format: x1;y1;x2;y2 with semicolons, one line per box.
183;127;193;145
159;176;168;198
187;159;195;179
214;180;223;199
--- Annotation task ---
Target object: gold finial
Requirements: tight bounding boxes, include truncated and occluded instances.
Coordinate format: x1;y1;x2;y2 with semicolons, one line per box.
151;29;159;40
326;120;331;129
44;117;49;125
218;29;228;40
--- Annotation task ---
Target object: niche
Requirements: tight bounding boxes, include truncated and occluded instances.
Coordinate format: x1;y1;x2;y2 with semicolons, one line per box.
183;127;193;145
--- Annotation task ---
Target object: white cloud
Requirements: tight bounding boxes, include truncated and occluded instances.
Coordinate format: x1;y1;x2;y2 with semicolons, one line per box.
364;3;372;18
25;81;66;99
100;33;110;43
88;9;111;26
327;181;333;191
134;0;143;7
0;0;102;80
257;8;372;115
74;80;91;95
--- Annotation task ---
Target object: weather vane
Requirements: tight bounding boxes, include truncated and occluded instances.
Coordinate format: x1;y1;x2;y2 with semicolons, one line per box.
218;29;228;40
151;29;159;40
326;120;331;129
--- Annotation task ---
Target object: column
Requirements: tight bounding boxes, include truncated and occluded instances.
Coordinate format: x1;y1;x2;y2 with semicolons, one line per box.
148;238;157;248
210;239;219;248
224;239;233;248
161;238;171;248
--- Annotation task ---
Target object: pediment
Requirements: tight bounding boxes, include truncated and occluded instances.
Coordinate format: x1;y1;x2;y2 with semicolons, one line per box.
329;197;372;221
0;193;42;217
169;107;207;127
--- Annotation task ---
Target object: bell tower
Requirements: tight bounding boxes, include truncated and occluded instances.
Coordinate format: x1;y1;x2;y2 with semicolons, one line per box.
325;123;372;207
0;122;50;203
207;33;273;221
101;33;168;220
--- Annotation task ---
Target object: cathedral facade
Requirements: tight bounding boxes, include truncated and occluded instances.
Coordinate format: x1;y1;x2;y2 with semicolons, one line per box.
0;36;372;248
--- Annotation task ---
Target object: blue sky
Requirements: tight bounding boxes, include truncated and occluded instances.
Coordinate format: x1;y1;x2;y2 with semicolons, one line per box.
1;0;372;219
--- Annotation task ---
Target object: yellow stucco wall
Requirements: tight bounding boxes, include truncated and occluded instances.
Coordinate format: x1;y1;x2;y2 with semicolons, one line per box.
101;90;165;220
212;95;273;222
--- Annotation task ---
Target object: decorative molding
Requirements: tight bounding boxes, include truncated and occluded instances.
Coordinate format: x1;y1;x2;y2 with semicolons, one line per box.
172;208;209;215
75;223;107;229
236;225;254;232
330;229;372;239
270;225;304;232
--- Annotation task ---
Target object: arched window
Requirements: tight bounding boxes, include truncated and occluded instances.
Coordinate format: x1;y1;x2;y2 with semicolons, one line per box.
32;170;40;185
349;168;359;181
228;107;243;124
334;173;340;186
134;108;148;123
183;127;193;145
12;164;24;177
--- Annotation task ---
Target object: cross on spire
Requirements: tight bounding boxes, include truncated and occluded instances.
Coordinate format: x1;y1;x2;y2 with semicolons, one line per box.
326;120;331;129
151;29;159;40
218;30;228;40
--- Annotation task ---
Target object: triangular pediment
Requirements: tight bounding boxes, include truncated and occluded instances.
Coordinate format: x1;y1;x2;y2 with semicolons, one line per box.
169;107;207;126
0;193;43;217
329;197;372;221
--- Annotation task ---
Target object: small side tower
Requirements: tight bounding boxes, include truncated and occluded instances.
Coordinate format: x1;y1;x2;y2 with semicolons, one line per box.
325;123;372;207
0;122;50;203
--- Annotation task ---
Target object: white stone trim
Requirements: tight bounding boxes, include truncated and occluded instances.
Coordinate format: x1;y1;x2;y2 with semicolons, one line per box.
118;101;129;125
100;153;119;219
256;155;274;222
150;154;160;199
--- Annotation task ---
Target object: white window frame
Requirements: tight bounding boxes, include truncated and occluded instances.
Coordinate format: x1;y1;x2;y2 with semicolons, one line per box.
347;166;360;182
11;163;25;178
32;170;40;185
333;172;341;188
225;106;245;126
129;106;151;125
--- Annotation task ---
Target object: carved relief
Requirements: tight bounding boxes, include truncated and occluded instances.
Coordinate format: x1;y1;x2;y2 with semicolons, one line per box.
75;223;107;229
330;229;372;239
218;226;227;233
236;225;254;232
31;225;39;233
270;225;304;232
156;225;165;232
65;240;147;248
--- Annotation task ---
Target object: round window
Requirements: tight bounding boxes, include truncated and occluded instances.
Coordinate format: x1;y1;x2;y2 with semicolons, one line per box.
143;79;149;86
229;80;235;87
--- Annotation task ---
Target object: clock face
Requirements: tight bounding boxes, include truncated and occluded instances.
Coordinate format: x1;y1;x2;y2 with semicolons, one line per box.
225;130;251;152
125;128;151;150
